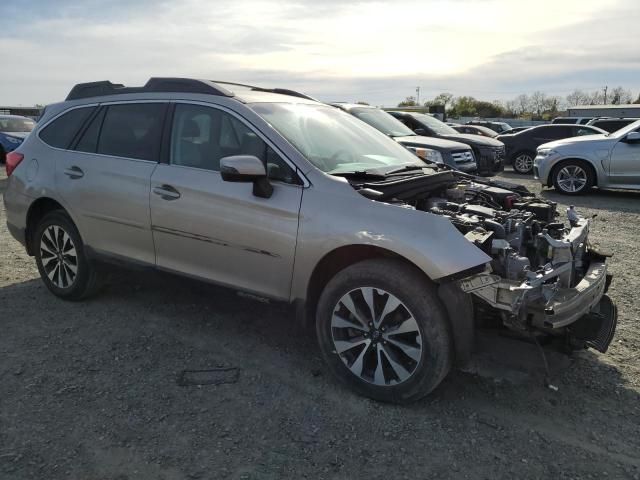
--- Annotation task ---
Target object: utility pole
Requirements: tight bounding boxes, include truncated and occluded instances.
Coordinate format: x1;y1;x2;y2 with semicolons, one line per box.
416;86;420;106
603;86;608;105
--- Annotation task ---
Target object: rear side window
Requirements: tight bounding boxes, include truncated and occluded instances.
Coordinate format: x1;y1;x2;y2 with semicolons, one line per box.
537;126;571;139
39;106;96;149
97;103;166;161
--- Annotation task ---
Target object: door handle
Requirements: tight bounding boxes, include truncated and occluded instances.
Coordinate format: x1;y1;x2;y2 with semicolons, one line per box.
153;184;181;200
63;166;84;179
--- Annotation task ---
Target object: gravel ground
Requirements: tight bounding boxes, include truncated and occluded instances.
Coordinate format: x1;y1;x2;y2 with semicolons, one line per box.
1;170;639;480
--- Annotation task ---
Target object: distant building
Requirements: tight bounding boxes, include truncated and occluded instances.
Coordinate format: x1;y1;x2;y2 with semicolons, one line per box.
0;106;43;119
567;104;640;118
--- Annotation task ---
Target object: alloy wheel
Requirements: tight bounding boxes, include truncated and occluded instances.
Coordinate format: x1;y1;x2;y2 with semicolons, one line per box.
557;165;587;193
40;225;78;289
331;287;422;386
514;154;533;173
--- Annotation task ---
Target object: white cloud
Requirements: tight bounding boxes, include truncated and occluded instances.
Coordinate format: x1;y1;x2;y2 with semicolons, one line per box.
1;0;639;106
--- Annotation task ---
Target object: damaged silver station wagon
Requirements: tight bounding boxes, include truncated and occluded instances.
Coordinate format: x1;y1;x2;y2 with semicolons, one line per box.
4;79;617;403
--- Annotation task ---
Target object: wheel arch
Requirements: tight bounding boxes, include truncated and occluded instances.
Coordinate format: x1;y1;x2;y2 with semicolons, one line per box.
548;157;598;187
300;244;475;366
25;197;70;255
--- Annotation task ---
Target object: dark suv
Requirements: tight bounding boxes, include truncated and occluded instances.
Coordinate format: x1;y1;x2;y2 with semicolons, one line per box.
586;118;638;133
466;120;512;134
388;111;505;176
333;104;477;173
497;124;606;174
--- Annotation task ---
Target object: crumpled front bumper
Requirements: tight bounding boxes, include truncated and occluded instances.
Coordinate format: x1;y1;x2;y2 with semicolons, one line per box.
459;217;615;346
460;260;616;351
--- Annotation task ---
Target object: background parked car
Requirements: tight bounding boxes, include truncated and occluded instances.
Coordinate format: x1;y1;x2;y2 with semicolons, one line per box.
497;124;606;174
501;126;532;135
452;124;498;138
551;117;593;125
586;117;637;133
0;115;35;163
388;111;505;176
332;104;478;173
535;119;640;194
466;120;512;134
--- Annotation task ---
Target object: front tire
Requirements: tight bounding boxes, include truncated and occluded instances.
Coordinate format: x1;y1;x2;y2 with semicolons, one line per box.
512;151;535;174
551;160;594;195
33;211;102;300
316;259;452;404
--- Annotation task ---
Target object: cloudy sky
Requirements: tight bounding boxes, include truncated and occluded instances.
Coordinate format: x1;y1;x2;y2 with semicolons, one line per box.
2;0;639;106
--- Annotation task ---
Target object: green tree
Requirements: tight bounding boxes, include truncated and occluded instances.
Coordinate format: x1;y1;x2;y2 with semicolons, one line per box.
397;96;417;107
450;96;477;116
475;101;503;118
432;92;454;110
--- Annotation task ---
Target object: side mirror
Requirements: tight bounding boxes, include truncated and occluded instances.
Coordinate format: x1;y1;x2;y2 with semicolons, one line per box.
623;131;640;144
414;128;427;136
220;155;273;198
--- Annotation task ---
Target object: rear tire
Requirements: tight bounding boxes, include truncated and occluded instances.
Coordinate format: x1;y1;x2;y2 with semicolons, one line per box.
316;258;452;404
33;211;102;300
512;151;535;174
551;160;594;195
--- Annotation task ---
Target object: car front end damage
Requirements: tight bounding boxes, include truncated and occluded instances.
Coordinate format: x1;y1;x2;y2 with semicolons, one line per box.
348;168;617;355
459;217;616;353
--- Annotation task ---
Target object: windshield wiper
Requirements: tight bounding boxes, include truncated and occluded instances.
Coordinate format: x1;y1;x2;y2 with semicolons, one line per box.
389;133;415;138
384;165;428;175
330;170;387;179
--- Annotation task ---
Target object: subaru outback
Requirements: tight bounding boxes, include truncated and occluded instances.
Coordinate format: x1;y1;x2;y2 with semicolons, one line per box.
4;78;617;403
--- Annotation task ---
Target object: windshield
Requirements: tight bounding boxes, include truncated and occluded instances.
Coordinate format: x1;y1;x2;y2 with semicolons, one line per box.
350;107;415;137
411;113;458;135
0;117;35;133
250;103;424;174
611;119;640;138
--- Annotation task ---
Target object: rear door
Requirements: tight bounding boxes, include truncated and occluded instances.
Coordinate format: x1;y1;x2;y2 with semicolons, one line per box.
149;102;303;300
54;102;167;264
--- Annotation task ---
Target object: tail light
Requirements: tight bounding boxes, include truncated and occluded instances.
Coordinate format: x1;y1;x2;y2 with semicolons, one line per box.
5;151;24;176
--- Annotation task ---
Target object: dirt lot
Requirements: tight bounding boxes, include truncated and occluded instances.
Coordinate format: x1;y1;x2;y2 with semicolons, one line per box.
1;170;639;480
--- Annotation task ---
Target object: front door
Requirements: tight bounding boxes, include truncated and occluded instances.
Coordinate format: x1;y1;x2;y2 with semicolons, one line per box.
149;103;303;300
609;132;640;186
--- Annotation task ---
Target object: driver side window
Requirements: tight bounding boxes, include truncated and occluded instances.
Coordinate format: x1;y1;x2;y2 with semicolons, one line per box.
170;104;299;184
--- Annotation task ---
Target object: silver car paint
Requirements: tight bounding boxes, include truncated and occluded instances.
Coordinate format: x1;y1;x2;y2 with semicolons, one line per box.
5;90;492;304
535;120;640;190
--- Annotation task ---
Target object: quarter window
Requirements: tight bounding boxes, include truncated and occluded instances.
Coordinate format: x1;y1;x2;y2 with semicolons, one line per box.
97;103;166;161
39;106;96;149
170;104;298;184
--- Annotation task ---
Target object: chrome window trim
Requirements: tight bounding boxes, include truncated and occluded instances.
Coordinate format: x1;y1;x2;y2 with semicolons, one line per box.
170;100;310;187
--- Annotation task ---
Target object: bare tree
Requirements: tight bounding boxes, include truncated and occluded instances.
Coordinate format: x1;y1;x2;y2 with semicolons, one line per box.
530;91;547;116
610;86;633;105
515;94;530;115
566;89;588;106
503;99;517;116
587;90;604;105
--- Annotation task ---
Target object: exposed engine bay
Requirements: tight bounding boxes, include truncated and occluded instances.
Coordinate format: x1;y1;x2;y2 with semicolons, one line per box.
351;170;616;353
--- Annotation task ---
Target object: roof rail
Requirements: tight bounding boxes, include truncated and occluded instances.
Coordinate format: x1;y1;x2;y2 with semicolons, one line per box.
65;78;234;101
210;80;318;101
